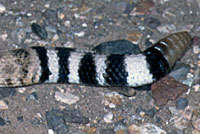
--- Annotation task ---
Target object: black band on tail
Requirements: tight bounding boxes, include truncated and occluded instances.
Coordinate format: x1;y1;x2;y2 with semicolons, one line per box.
31;47;51;83
144;47;170;81
56;47;75;83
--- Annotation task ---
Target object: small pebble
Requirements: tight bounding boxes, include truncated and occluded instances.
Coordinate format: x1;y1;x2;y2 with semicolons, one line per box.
128;123;166;134
46;109;69;133
31;23;48;40
55;91;79;105
0;117;6;126
103;92;123;108
85;126;96;134
144;17;161;29
57;13;65;20
130;114;142;123
175;98;189;110
63;109;89;124
157;24;176;33
130;0;154;16
71;132;86;134
174;117;190;130
82;23;87;27
17;116;24;122
0;3;6;13
0;87;16;99
64;20;71;27
100;129;115;134
48;129;54;134
193;45;200;54
0;100;8;110
126;31;142;44
146;107;157;118
192;111;200;131
193;84;200;92
74;31;85;37
27;92;38;101
104;112;113;123
114;120;128;134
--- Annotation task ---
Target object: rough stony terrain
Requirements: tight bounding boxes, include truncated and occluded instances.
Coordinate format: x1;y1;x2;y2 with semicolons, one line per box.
0;0;199;134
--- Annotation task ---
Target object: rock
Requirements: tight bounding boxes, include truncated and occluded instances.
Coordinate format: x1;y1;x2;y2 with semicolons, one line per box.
114;120;128;134
169;64;190;83
193;84;200;92
0;100;8;110
46;109;69;134
193;45;200;54
192;129;200;134
11;28;27;44
0;3;6;13
175;98;189;110
112;2;127;13
103;112;113;123
93;40;141;55
124;2;136;14
130;0;154;16
130;114;142;123
71;132;86;134
192;111;200;131
63;109;89;124
103;92;123;108
74;31;85;37
100;129;115;134
144;17;161;29
151;76;188;106
55;91;79;105
157;24;176;33
0;117;6;126
79;4;92;14
48;129;54;134
168;106;179;116
145;107;157;118
17;116;24;122
140;123;166;134
85;126;96;134
128;124;141;134
42;9;58;23
128;123;166;134
126;31;142;44
0;87;16;99
174;117;190;130
31;23;48;40
27;92;38;101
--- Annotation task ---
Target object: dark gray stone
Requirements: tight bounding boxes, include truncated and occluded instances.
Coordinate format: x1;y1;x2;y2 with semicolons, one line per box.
146;107;157;118
27;92;38;101
63;109;89;124
31;23;48;40
144;17;161;29
0;88;16;99
0;117;6;126
17;116;23;122
100;129;115;134
169;63;190;82
175;98;189;110
93;40;141;55
46;109;69;134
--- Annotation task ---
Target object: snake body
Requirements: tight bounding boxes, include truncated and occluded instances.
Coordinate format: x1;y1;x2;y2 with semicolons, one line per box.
0;32;192;88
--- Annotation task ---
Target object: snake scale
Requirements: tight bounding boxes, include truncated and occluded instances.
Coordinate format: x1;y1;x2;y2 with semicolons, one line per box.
0;31;192;89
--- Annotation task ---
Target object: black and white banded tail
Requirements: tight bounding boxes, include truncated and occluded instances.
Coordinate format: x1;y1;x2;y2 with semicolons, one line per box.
0;31;192;87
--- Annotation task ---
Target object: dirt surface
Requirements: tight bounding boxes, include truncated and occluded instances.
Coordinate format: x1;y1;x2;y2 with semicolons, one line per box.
0;0;199;134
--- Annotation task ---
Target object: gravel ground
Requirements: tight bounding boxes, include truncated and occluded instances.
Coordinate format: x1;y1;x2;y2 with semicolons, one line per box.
0;0;199;134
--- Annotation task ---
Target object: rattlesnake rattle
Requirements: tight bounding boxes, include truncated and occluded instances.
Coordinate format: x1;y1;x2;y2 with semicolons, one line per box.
0;31;192;95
